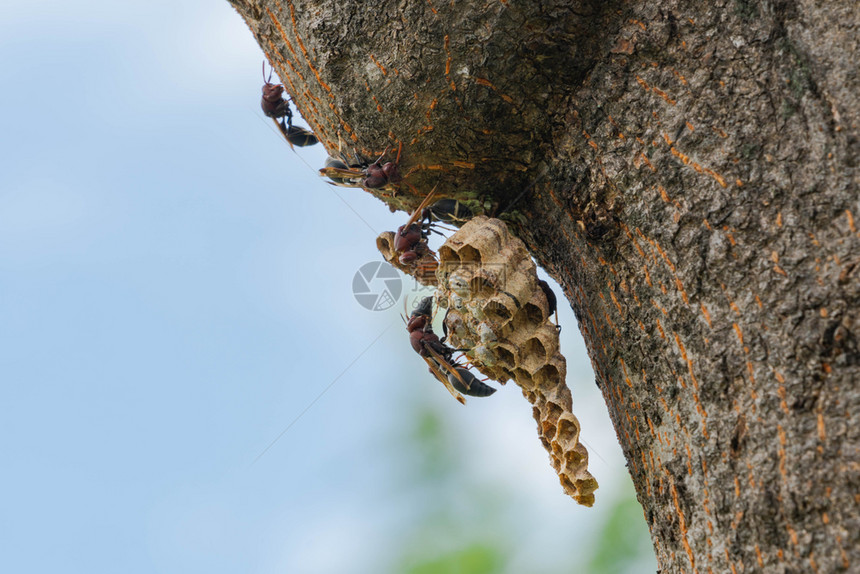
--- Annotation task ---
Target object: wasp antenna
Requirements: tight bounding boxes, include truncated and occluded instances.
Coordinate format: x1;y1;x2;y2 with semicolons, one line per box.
373;146;390;166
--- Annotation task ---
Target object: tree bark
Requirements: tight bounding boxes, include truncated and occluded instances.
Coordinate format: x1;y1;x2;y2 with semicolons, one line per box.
228;1;859;572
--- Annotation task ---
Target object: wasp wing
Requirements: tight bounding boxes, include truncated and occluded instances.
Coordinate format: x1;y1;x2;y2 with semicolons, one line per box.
424;345;471;391
401;185;440;230
423;356;466;404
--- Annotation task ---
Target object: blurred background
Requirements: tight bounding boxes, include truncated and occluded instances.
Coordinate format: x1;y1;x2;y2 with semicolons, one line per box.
0;1;657;572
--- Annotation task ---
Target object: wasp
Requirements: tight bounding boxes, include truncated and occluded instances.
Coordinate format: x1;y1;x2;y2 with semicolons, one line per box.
538;279;561;331
321;152;369;186
392;190;473;266
261;62;318;148
406;296;496;403
425;198;473;224
319;144;403;190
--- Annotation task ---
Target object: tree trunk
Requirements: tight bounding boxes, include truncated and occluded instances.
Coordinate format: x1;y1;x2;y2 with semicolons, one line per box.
228;1;859;572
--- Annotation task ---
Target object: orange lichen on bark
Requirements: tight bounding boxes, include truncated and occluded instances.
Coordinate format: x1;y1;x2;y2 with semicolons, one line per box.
266;8;356;143
473;77;515;104
674;333;700;391
700;303;713;327
368;53;388;76
651;298;669;316
443;35;456;91
642;265;654;287
284;1;328;87
635;152;656;171
674;277;690;303
662;134;730;187
725;550;738;574
846;209;857;233
777;424;788;479
775;373;791;414
733;323;744;346
655;317;666;339
652;86;677;105
787;524;799;546
609;289;625;315
668;472;698;574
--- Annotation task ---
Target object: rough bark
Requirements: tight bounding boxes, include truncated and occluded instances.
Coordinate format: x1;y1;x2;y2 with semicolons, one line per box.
228;1;859;572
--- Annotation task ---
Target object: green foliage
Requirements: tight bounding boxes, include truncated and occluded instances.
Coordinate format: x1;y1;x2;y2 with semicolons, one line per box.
587;494;654;574
409;408;456;481
383;396;656;574
402;543;505;574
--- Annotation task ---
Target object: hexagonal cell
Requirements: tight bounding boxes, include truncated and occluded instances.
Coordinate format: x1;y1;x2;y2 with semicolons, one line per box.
523;337;548;363
541;419;557;440
513;367;534;390
437;245;459;266
470;274;497;299
475;321;499;345
484;300;513;324
443;311;468;340
447;269;476;297
544;400;563;426
559;475;577;496
487;367;512;384
524;301;546;324
555;414;581;445
534;364;561;388
471;344;497;367
494;343;516;368
565;448;585;468
376;232;395;259
433;215;596;506
510;301;546;332
376;231;438;287
455;244;482;264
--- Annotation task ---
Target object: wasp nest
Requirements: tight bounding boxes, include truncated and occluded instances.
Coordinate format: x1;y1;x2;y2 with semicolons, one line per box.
376;231;438;287
434;216;598;506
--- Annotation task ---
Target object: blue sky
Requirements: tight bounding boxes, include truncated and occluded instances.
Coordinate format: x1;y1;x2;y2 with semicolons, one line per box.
0;2;654;573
